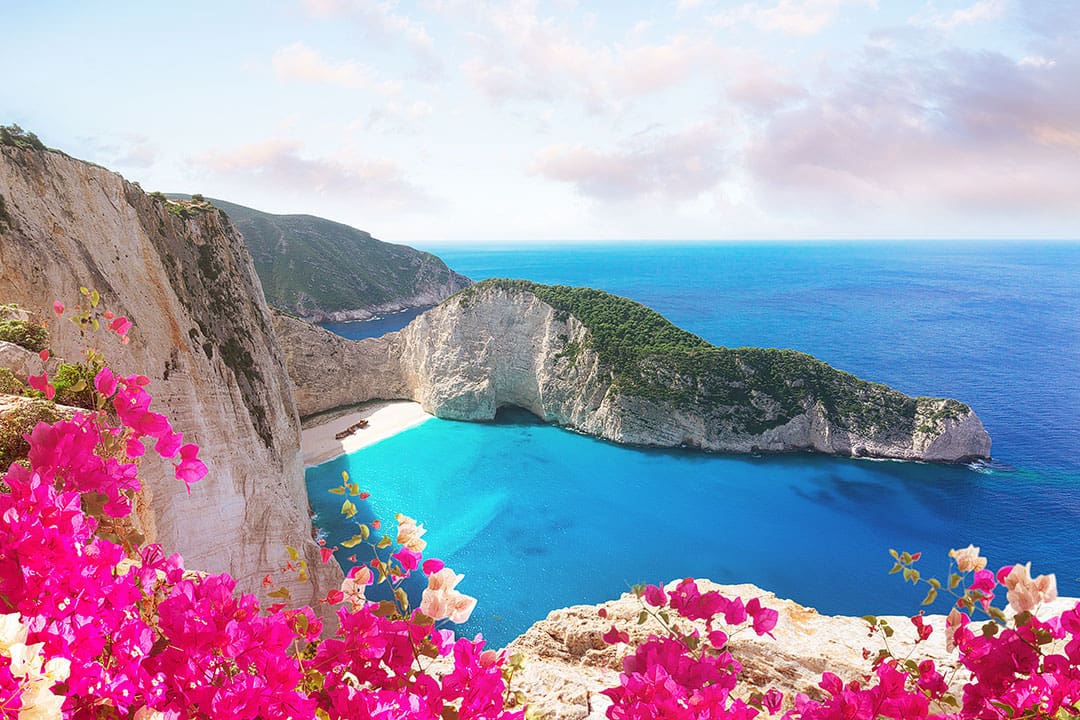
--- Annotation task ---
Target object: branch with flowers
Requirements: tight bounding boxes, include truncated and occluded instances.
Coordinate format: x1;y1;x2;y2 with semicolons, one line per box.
0;295;523;720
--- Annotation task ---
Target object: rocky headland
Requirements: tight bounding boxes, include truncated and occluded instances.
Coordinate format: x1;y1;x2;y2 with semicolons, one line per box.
275;279;991;463
0;139;342;606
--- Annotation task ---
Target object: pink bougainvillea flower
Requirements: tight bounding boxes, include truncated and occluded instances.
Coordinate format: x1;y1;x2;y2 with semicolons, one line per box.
393;546;422;573
27;372;55;400
38;349;49;363
320;546;335;564
94;367;118;397
422;558;445;576
747;597;779;637
103;310;114;320
52;301;64;315
109;316;132;337
174;443;207;487
644;584;668;607
602;625;630;645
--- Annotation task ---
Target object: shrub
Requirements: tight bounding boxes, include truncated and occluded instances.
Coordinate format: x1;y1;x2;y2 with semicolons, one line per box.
0;397;61;472
0;367;25;395
51;362;97;409
0;124;46;151
0;319;48;352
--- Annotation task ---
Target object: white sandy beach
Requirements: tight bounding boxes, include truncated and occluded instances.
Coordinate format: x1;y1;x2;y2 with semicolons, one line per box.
301;401;433;467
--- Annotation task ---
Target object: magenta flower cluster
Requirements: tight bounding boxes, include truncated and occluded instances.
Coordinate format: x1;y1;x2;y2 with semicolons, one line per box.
600;550;1079;720
0;304;523;719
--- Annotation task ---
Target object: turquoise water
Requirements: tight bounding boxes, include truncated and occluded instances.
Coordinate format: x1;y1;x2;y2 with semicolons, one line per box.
307;241;1080;648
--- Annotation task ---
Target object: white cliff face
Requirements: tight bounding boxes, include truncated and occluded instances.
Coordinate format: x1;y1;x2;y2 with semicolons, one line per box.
0;145;341;606
276;284;991;463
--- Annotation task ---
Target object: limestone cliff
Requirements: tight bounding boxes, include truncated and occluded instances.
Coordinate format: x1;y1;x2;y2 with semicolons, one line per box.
275;281;991;463
506;580;1076;720
0;142;342;605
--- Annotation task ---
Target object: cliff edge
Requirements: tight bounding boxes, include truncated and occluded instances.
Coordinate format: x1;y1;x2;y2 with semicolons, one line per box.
275;279;991;463
0;140;342;606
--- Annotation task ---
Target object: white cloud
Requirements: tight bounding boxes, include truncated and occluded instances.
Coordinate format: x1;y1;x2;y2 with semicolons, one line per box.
910;0;1007;31
711;0;874;37
457;2;729;111
301;0;440;70
272;42;400;95
195;138;436;210
530;123;729;201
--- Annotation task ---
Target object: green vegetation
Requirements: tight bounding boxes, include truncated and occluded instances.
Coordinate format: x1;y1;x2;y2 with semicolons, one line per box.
0;124;46;151
169;196;469;318
52;363;98;410
0;193;9;230
462;280;969;436
0;319;48;353
164;196;215;220
0;368;25;395
0;398;61;471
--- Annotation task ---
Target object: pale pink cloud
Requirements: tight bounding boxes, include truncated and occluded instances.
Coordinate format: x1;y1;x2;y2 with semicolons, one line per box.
910;0;1007;31
272;42;400;95
746;44;1080;218
301;0;439;70
195;139;435;210
531;123;729;201
711;0;875;37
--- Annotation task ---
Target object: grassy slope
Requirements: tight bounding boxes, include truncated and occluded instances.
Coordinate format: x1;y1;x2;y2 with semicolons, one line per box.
171;196;466;316
460;279;968;436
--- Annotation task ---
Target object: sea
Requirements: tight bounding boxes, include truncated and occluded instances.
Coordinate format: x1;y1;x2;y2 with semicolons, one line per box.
306;241;1080;649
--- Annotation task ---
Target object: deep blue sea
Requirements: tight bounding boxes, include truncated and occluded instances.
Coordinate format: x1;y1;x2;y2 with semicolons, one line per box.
308;241;1080;649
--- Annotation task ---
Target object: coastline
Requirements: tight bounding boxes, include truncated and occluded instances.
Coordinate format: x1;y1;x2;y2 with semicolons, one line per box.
301;400;433;467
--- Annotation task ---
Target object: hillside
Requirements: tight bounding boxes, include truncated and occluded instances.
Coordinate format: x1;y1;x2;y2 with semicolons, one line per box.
170;195;470;322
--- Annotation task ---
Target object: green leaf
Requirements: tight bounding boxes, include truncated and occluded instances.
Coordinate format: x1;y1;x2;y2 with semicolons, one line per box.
900;551;912;564
340;535;364;548
69;379;87;393
90;289;100;308
883;625;894;638
862;615;878;626
341;499;357;519
889;548;899;560
888;563;903;575
377;536;392;549
637;610;648;625
328;486;346;495
268;586;292;600
286;545;299;562
1014;611;1033;627
982;623;1000;638
359;524;370;539
393;587;409;610
928;578;941;589
922;587;938;606
949;573;962;589
342;471;349;482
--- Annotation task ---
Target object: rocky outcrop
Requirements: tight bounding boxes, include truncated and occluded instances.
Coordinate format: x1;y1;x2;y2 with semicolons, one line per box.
275;282;991;463
506;580;1076;720
198;197;471;323
0;144;342;606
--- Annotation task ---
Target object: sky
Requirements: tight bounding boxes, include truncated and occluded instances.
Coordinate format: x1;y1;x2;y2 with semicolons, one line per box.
2;0;1077;243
